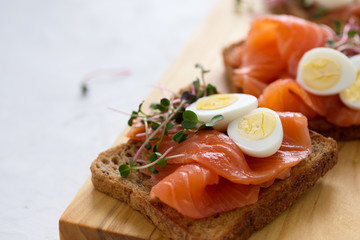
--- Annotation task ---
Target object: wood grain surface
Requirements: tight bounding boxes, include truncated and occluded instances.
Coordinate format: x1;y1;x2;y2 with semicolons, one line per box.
59;0;360;239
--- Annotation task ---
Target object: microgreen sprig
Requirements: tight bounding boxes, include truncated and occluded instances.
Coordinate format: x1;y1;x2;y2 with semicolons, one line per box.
181;110;223;133
119;147;184;178
118;64;223;178
326;18;360;56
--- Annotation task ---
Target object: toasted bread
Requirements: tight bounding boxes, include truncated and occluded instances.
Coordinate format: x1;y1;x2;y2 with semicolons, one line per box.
222;41;360;141
90;131;337;240
222;40;245;93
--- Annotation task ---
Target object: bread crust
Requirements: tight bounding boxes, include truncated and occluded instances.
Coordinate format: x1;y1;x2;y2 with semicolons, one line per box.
308;117;360;141
90;131;337;240
222;40;245;94
222;41;360;141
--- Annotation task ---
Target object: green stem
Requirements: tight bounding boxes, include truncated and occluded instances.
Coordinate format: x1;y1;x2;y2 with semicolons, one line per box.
133;100;186;162
132;154;184;170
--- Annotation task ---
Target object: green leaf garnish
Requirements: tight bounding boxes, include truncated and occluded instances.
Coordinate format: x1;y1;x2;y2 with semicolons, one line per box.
181;120;198;129
127;111;138;126
119;164;130;178
206;83;218;95
148;166;159;174
150;103;167;112
160;98;170;107
157;158;167;168
164;122;174;136
183;110;198;122
149;102;157;110
120;64;223;178
151;122;160;130
149;98;170;113
195;63;203;69
206;115;224;127
182;110;200;129
172;130;189;143
195;63;210;74
334;20;342;35
193;78;200;90
348;30;357;38
149;152;158;162
198;123;207;131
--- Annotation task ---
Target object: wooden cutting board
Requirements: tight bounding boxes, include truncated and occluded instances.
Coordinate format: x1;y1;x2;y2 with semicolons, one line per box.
59;0;360;239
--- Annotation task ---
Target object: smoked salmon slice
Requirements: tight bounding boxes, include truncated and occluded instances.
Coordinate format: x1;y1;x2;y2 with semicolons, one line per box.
148;112;311;218
150;164;260;219
159;112;311;185
231;15;333;97
258;79;324;118
258;79;360;127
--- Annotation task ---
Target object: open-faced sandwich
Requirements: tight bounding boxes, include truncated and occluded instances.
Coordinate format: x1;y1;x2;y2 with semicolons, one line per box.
90;66;337;239
264;0;360;30
223;14;360;140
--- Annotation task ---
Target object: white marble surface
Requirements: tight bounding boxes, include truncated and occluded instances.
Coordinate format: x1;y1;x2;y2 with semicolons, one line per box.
0;0;216;239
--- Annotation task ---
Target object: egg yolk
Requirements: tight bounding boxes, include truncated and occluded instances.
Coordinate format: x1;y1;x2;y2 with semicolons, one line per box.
341;70;360;101
196;94;237;110
302;57;341;90
238;112;276;141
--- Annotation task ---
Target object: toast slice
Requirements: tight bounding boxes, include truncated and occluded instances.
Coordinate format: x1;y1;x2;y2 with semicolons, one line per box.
90;131;337;240
222;41;360;141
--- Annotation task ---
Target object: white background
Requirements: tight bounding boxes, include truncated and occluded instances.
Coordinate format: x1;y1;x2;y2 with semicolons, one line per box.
0;0;216;239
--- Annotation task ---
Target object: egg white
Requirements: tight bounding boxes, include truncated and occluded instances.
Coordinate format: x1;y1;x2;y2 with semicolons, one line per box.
339;54;360;110
349;54;360;67
227;108;283;158
185;93;258;131
297;47;357;95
